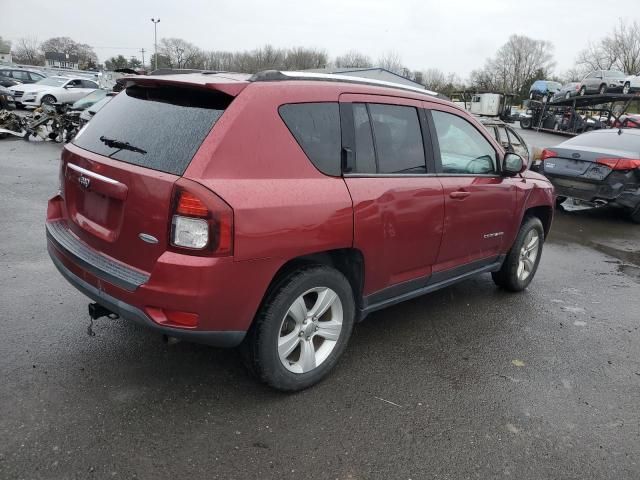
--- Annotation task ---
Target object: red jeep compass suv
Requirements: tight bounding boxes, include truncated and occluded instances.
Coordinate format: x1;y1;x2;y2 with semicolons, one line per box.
46;71;554;391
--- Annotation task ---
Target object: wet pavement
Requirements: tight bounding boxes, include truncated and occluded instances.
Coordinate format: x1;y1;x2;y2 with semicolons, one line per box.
1;137;639;480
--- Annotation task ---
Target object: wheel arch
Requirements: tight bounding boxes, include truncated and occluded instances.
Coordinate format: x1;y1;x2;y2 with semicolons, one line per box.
523;205;553;239
260;248;366;314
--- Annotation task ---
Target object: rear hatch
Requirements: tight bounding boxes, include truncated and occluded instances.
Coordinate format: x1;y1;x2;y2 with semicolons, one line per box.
60;81;236;273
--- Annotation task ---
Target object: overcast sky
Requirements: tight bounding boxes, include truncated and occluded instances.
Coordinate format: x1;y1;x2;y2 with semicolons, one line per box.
1;0;636;78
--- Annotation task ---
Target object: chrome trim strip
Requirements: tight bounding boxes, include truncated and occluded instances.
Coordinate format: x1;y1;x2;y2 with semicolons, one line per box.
66;163;122;186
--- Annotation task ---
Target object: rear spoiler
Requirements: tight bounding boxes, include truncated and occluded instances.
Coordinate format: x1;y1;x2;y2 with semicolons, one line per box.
123;75;249;97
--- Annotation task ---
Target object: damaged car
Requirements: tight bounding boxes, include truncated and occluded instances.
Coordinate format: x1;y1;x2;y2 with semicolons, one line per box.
541;128;640;222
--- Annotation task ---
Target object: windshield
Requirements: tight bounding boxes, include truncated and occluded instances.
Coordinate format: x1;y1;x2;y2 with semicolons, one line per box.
35;77;67;87
549;82;562;90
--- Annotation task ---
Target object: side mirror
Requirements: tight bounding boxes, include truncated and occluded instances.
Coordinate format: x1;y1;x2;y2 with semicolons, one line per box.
502;153;526;176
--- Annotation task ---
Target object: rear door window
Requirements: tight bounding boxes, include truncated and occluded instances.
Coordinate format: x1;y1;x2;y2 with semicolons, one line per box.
368;104;426;174
73;85;231;175
352;103;377;174
279;103;341;176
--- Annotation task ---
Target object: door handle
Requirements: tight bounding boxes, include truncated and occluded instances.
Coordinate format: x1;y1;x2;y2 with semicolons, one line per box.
450;190;471;200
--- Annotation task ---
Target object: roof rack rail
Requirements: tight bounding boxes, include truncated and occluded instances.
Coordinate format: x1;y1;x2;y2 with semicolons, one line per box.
249;70;440;97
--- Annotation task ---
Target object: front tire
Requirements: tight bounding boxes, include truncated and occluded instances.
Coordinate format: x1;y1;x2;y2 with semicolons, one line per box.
41;94;56;105
520;117;532;129
579;86;586;96
623;82;631;95
242;265;355;391
599;84;607;95
492;217;545;292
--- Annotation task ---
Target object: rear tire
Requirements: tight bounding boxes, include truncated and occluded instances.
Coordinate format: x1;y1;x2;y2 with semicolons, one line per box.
599;84;607;95
565;92;571;100
579;86;586;96
492;217;545;292
242;265;355;391
623;83;631;95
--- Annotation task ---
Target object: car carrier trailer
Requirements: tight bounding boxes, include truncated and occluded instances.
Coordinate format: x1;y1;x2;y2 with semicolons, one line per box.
519;93;640;136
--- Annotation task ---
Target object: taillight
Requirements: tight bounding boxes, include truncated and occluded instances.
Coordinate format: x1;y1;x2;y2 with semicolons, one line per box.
169;179;233;256
596;158;640;170
541;149;557;161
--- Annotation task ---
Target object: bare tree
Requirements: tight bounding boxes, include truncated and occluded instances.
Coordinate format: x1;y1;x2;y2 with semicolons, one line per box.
611;19;640;74
284;47;327;70
40;37;98;69
576;20;640;74
335;50;372;68
11;37;42;65
159;38;204;69
470;35;555;98
576;41;618;71
421;68;448;92
377;51;404;74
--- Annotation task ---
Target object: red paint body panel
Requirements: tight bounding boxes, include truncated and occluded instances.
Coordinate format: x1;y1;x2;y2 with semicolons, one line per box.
345;177;444;294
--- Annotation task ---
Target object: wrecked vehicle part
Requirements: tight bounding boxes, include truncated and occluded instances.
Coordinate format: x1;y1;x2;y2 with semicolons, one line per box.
0;110;27;139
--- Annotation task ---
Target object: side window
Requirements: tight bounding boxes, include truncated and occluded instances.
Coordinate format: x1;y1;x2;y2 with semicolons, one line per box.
431;110;497;175
81;80;98;88
352;104;376;174
29;72;44;82
12;71;30;81
368;104;426;174
279;102;341;176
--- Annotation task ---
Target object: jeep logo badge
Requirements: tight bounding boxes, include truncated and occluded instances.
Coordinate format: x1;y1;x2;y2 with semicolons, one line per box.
78;175;90;189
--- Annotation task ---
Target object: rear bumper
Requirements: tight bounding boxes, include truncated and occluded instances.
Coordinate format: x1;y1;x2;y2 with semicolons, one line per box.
546;173;640;209
48;245;245;347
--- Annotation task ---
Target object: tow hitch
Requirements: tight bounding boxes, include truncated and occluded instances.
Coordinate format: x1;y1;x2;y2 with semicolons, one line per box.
88;302;116;320
87;303;119;337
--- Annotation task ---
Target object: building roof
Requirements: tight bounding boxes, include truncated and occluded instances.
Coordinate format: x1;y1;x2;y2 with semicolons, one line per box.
45;52;79;63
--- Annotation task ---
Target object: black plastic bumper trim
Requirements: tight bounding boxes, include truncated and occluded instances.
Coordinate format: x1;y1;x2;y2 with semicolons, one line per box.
46;221;149;292
48;244;246;348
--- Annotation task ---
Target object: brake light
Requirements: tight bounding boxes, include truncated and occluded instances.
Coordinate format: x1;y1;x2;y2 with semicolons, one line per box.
176;191;208;217
169;181;233;256
541;149;557;161
596;158;640;170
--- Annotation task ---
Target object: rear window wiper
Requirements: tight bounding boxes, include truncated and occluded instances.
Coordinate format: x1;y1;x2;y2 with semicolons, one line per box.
99;136;147;155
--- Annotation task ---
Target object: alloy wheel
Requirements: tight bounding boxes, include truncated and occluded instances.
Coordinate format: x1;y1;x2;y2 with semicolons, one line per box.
278;287;343;374
517;230;540;281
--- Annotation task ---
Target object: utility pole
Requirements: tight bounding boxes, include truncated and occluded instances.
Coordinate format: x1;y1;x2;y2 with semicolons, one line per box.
151;18;160;71
140;48;145;70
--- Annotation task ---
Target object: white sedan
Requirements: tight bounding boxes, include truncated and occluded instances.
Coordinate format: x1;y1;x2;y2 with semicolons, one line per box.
623;73;640;94
9;76;99;107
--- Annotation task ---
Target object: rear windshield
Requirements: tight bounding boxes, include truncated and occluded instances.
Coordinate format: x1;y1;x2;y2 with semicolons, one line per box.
563;131;640;152
73;85;231;175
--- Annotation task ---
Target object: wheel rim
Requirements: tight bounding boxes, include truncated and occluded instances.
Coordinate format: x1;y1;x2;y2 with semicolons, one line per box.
566;92;571;99
600;86;606;94
517;230;540;281
623;84;630;94
277;287;343;374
